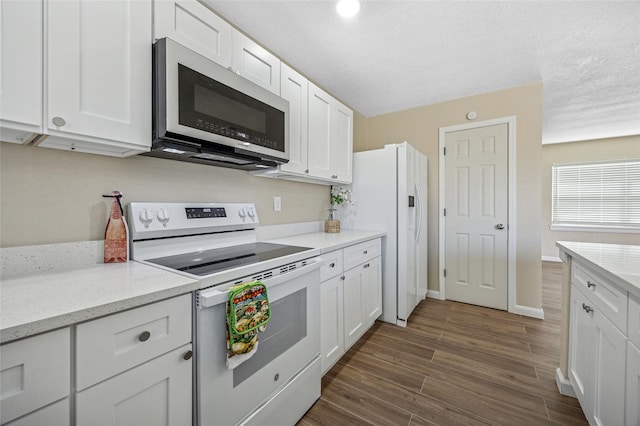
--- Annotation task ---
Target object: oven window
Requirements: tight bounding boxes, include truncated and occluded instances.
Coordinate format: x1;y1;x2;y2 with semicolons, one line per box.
233;288;307;387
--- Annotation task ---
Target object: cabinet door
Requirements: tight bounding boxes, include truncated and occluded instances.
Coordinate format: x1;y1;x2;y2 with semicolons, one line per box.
232;30;280;94
591;304;626;426
363;256;382;326
329;100;353;183
568;287;595;410
627;342;640;426
307;83;332;180
0;0;42;141
280;63;308;175
45;0;151;154
4;398;69;426
153;0;232;68
76;344;192;426
343;266;365;350
320;275;344;375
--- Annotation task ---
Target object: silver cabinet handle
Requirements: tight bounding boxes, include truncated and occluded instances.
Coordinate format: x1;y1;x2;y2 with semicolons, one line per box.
587;281;596;289
52;116;66;127
495;224;505;230
582;303;593;314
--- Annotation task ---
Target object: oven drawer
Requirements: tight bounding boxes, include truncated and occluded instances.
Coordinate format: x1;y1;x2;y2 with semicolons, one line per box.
343;239;381;271
76;294;192;390
320;249;343;281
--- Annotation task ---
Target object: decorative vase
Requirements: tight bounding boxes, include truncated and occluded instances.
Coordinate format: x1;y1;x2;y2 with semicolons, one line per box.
325;208;340;233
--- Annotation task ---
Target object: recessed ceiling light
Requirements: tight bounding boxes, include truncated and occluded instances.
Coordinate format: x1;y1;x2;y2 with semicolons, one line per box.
336;0;361;18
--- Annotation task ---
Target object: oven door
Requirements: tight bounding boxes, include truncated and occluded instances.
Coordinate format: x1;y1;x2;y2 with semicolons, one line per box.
195;259;321;426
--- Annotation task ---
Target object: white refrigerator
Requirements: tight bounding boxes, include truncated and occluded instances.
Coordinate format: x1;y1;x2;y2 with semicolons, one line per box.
342;142;428;327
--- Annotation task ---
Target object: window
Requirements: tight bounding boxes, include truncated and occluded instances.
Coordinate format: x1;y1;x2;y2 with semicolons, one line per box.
551;159;640;232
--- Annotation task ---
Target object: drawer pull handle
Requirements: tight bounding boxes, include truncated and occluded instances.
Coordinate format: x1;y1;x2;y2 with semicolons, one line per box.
582;303;594;314
329;262;335;268
364;263;370;268
138;331;151;342
341;275;345;280
363;250;368;254
587;281;596;289
183;350;193;361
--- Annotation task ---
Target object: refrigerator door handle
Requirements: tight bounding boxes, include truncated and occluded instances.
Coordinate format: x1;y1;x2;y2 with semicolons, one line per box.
415;181;423;242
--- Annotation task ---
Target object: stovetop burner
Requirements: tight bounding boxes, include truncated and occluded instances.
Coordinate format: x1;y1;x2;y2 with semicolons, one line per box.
145;242;312;277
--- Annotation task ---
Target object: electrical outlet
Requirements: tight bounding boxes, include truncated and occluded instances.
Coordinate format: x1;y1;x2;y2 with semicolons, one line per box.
273;196;281;212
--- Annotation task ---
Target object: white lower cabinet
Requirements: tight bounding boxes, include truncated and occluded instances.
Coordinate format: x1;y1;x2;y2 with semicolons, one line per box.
0;328;70;425
75;294;193;426
319;238;382;374
568;262;630;426
627;341;640;426
76;344;192;426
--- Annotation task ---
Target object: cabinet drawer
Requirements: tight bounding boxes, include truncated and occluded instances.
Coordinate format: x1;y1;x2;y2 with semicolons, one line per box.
76;294;192;391
630;293;640;348
343;239;381;271
320;250;343;281
0;328;70;424
572;263;628;333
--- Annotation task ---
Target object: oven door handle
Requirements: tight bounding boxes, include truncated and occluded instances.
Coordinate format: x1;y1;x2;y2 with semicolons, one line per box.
198;257;322;308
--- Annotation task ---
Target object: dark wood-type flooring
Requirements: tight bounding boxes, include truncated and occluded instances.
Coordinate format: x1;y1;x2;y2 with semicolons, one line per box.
297;261;588;425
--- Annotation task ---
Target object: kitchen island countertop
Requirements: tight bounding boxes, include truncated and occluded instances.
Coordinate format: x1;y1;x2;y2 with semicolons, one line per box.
556;241;640;298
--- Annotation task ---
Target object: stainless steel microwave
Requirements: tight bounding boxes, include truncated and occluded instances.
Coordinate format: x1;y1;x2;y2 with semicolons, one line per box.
147;37;289;170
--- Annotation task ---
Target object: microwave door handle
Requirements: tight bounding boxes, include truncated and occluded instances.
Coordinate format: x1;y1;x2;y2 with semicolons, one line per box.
198;257;322;308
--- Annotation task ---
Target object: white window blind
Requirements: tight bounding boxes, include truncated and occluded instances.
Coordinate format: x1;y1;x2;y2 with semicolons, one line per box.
552;160;640;230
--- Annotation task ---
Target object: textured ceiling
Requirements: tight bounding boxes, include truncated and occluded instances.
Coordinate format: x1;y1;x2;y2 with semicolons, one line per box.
206;1;640;144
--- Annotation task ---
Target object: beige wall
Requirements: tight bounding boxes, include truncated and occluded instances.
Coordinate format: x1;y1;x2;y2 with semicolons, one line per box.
541;135;640;258
0;143;328;247
357;82;544;310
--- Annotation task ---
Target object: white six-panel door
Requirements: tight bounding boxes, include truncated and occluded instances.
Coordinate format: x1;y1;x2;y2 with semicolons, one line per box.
444;123;508;310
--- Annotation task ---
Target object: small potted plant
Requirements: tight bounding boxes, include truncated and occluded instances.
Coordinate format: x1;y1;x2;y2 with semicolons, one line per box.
325;186;354;233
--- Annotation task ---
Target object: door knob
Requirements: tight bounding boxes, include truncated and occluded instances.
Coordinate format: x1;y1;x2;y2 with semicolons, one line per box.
495;224;505;230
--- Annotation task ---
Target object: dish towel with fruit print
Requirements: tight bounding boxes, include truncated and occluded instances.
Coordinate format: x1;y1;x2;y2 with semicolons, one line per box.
226;281;271;369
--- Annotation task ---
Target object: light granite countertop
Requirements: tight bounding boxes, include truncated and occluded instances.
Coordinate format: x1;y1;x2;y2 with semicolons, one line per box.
0;262;199;343
268;230;385;253
0;229;384;344
556;241;640;297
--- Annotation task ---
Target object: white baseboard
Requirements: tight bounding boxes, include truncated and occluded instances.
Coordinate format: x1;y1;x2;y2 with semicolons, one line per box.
555;368;576;398
427;290;444;300
511;304;545;319
542;256;562;262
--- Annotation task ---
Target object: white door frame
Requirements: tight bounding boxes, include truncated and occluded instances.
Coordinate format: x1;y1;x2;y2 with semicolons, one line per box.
438;116;517;314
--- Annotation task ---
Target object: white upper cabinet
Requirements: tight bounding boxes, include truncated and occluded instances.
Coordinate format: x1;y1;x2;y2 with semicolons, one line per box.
279;64;308;175
153;0;232;68
41;0;152;156
231;30;280;94
330;99;353;182
308;82;353;184
0;0;43;143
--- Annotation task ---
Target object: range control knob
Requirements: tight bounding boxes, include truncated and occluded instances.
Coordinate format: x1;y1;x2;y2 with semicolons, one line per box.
238;208;247;219
247;207;255;219
157;208;170;227
139;209;153;228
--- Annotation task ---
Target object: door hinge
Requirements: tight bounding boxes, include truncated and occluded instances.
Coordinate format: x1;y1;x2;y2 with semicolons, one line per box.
444;269;447;277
